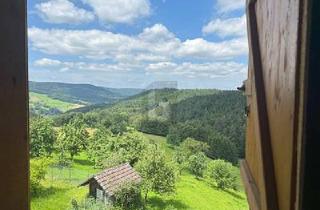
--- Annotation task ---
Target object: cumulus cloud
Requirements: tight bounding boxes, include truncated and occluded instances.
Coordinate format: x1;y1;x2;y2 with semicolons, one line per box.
29;23;248;85
33;58;137;72
84;0;151;24
34;58;62;67
33;58;246;81
35;0;95;24
146;61;246;78
202;15;246;37
28;24;247;62
177;37;248;60
216;0;246;13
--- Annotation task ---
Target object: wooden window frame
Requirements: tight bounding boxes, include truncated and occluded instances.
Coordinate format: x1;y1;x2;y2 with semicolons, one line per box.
0;0;29;209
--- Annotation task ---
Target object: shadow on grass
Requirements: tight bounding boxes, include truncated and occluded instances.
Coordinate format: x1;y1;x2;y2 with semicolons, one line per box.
202;179;245;200
224;189;246;200
32;185;68;199
73;158;94;166
147;197;189;210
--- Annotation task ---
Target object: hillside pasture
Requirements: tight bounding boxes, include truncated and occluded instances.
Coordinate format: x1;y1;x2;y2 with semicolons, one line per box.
31;134;248;210
30;92;83;114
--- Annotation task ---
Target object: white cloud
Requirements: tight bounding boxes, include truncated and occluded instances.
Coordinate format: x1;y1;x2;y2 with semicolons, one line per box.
35;0;95;24
33;58;136;72
84;0;151;24
146;61;246;78
202;15;246;37
33;58;246;81
216;0;246;13
28;24;247;62
34;58;62;67
139;24;176;42
177;37;248;60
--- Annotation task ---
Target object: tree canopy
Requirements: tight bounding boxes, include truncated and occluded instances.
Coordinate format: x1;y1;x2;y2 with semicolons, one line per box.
136;145;177;201
30;117;56;157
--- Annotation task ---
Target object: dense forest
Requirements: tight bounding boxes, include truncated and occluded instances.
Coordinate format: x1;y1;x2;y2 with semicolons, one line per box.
53;88;246;163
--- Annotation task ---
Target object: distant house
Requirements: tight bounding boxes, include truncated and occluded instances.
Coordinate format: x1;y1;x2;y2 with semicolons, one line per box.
79;163;141;204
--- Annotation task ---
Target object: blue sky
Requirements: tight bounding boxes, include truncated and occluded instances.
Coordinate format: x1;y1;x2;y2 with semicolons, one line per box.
28;0;248;89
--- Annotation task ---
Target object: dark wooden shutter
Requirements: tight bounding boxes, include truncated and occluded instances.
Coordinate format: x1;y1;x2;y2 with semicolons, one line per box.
240;0;310;210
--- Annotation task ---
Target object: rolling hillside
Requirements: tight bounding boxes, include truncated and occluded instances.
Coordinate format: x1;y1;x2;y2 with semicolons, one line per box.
55;88;246;162
29;92;83;115
29;81;142;105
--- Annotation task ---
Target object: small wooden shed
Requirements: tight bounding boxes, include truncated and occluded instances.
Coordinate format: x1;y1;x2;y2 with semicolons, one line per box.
79;163;141;204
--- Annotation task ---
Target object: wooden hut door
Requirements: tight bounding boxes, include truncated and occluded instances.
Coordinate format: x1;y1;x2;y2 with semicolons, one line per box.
240;0;308;210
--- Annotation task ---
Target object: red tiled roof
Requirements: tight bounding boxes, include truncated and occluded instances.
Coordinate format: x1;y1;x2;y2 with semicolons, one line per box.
80;163;141;196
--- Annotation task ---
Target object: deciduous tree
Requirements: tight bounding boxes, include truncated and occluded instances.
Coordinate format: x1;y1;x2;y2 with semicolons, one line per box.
136;145;177;201
30;117;56;157
208;159;237;190
56;118;89;160
188;152;207;178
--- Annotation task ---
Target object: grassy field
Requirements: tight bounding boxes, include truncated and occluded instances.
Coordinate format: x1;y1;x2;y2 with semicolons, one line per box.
31;134;248;210
30;92;83;113
143;134;248;210
147;174;248;210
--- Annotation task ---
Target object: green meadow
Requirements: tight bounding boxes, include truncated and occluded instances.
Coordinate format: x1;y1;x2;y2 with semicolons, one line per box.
30;92;83;114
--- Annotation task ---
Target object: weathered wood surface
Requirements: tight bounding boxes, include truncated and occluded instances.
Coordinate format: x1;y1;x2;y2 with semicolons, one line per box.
0;0;29;209
240;160;261;210
243;0;307;209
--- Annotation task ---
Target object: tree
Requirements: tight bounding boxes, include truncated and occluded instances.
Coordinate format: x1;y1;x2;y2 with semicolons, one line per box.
112;129;147;165
87;127;113;168
180;137;209;157
102;152;125;169
88;129;147;168
173;138;209;175
30;117;56;157
188;152;207;178
136;116;169;136
166;123;193;145
207;134;238;164
56;118;89;160
208;159;237;190
102;112;129;135
113;181;142;210
173;148;188;175
136;145;177;201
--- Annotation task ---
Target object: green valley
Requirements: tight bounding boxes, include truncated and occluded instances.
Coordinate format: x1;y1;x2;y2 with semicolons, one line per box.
29;83;248;210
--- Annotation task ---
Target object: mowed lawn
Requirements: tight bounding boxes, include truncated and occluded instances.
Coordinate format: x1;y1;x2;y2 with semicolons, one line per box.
31;134;249;210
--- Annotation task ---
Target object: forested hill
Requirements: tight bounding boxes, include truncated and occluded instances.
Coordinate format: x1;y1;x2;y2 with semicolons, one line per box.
54;89;246;163
29;81;142;105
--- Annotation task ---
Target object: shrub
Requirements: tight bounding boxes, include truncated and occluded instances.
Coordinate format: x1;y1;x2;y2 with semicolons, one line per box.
188;152;207;178
30;158;51;196
208;159;237;190
113;182;142;210
69;197;112;210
